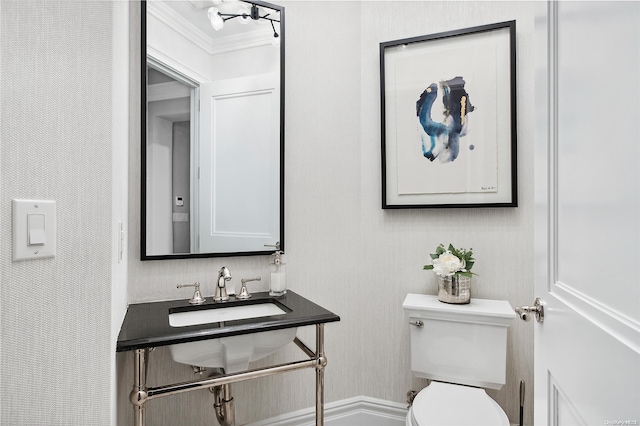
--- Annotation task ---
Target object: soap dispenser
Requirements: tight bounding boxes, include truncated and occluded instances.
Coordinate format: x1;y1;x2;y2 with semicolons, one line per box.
267;243;286;297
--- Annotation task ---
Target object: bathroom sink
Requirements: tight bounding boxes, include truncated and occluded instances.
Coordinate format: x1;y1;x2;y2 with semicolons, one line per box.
167;301;296;373
169;302;286;327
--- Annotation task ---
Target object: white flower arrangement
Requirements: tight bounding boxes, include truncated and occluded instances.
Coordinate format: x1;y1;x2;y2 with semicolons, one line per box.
423;244;476;278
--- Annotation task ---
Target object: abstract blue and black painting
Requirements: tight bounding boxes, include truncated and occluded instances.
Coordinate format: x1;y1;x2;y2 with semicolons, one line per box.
416;77;474;163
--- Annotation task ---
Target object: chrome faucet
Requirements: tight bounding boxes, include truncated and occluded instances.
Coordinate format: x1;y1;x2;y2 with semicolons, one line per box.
215;266;232;302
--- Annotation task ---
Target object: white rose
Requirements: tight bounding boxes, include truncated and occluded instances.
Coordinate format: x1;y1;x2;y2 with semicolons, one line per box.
432;252;465;276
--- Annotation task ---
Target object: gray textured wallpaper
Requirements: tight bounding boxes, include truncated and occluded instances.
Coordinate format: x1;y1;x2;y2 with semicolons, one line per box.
1;1;114;424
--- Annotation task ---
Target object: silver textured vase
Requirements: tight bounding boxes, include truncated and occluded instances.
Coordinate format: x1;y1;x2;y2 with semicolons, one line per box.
437;275;471;304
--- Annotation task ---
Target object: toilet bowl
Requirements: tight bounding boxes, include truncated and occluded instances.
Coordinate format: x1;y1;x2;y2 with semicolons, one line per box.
405;382;510;426
402;294;515;426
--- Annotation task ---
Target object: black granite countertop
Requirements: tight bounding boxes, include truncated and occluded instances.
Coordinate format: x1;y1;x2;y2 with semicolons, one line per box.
116;290;340;352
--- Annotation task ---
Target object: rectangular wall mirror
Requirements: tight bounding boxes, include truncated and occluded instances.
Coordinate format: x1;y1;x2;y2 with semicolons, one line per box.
141;0;284;260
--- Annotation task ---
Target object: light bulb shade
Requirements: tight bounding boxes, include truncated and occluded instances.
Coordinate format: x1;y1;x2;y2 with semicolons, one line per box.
208;7;224;31
237;5;250;24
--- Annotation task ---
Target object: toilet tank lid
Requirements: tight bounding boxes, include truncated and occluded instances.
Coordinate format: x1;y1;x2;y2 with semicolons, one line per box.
403;294;516;326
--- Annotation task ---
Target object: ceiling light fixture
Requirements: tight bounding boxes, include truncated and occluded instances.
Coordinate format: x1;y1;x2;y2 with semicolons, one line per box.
207;3;280;43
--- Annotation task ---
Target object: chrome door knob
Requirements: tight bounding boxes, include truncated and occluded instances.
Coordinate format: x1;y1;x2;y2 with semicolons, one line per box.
515;298;544;323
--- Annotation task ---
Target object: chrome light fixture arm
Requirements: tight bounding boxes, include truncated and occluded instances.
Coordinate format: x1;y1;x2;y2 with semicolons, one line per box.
218;4;280;24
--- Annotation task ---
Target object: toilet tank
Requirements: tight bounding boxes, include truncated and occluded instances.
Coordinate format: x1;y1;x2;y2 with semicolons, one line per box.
402;294;516;390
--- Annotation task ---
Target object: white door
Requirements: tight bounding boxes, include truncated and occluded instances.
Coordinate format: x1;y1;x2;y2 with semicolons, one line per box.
198;73;280;253
534;2;640;425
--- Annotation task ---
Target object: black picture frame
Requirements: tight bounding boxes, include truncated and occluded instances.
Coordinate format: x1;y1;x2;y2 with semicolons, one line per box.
380;21;517;209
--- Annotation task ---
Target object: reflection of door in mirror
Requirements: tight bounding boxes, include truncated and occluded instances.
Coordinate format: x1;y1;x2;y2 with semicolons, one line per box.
146;65;198;255
199;73;280;253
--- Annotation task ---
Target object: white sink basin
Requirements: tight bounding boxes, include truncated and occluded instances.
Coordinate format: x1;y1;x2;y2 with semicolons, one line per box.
169;303;286;327
167;302;296;373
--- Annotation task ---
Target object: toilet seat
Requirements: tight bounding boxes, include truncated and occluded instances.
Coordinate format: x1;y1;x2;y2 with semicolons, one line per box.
406;382;510;426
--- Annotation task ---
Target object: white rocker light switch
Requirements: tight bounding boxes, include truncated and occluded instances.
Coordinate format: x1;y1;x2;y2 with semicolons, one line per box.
28;213;46;245
13;199;56;261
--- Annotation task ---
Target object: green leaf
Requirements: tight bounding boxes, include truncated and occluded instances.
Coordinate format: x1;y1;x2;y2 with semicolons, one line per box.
429;253;439;260
423;265;434;270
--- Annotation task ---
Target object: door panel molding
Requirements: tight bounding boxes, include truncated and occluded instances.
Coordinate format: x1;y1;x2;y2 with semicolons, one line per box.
553;282;640;354
550;375;585;426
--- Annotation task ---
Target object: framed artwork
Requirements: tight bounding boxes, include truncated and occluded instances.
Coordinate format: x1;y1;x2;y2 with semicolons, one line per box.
380;21;517;208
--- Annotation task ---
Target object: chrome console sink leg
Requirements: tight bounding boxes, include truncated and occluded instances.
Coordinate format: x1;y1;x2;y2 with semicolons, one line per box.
131;348;150;426
316;324;325;426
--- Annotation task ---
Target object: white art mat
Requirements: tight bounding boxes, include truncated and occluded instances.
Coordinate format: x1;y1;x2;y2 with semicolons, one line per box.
393;43;498;195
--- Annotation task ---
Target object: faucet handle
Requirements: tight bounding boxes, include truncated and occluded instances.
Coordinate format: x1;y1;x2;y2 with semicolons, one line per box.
237;277;261;300
177;282;206;305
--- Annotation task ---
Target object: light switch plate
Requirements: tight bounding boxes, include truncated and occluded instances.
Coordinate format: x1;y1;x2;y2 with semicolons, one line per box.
12;199;56;261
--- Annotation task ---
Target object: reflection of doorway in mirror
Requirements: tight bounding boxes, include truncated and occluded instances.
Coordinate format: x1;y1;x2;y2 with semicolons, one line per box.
146;65;198;255
171;121;190;253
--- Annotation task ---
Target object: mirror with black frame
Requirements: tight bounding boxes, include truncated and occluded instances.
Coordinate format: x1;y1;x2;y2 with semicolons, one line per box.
141;0;284;260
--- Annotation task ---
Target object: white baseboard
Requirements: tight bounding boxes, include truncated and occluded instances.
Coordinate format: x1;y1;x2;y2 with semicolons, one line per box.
246;396;408;426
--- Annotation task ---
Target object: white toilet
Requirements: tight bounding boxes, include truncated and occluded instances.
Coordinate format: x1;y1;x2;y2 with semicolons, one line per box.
402;293;516;426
